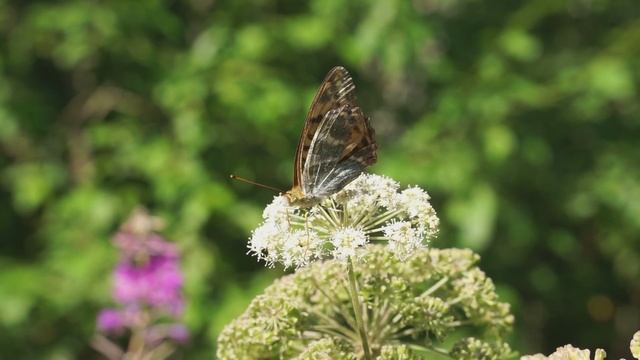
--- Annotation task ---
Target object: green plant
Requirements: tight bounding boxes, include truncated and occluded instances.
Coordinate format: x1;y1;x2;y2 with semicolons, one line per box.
218;245;514;359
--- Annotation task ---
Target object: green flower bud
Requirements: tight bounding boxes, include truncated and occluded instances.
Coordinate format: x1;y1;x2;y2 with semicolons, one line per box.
218;245;513;359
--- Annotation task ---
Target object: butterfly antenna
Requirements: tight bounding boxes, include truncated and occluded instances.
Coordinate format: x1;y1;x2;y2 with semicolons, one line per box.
229;174;283;193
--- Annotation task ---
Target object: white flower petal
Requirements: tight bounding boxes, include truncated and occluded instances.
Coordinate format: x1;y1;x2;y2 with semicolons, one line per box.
331;228;368;261
382;221;424;260
262;195;293;227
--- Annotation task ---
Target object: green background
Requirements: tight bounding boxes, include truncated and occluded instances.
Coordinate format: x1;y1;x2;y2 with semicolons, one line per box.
1;0;639;358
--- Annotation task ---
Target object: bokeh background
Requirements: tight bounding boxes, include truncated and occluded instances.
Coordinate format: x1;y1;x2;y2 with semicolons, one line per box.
1;0;639;358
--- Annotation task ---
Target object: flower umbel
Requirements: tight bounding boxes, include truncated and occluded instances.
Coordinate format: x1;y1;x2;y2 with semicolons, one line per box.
521;345;606;360
93;208;188;359
217;245;514;359
248;174;439;268
520;330;640;360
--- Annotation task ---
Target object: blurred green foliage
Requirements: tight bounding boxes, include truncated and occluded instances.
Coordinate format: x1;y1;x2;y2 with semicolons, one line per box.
0;0;639;358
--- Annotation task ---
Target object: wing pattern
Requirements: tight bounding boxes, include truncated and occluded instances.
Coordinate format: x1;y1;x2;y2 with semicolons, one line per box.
293;67;356;188
302;105;377;199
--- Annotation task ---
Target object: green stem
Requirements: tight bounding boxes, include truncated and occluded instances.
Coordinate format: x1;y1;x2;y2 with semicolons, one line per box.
318;205;340;228
352;205;378;228
362;210;404;232
347;258;372;360
407;343;454;358
420;276;449;298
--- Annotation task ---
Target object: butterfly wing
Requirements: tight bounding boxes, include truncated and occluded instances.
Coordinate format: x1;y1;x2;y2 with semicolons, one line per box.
293;66;356;188
301;104;377;199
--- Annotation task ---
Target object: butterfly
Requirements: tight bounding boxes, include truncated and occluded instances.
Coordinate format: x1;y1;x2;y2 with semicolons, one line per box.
284;66;378;207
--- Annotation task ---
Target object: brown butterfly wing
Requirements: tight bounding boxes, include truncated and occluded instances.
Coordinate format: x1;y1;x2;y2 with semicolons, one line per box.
301;105;377;199
293;66;357;188
338;110;376;166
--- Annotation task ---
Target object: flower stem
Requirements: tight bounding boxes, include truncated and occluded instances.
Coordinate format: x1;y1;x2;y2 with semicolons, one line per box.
420;276;449;297
347;258;372;360
362;209;404;232
407;343;454;358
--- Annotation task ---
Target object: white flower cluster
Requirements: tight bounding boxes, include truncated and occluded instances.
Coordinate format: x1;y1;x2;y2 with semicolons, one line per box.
633;331;640;359
520;330;640;360
521;345;606;360
248;174;439;268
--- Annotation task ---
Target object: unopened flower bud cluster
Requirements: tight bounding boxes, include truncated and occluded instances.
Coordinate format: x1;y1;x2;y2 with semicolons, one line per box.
217;245;514;359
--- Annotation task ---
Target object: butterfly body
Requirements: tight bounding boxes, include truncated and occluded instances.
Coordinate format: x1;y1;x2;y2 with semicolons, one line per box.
285;67;377;207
